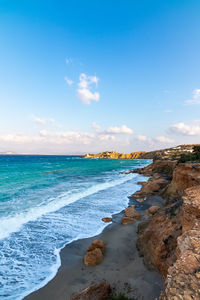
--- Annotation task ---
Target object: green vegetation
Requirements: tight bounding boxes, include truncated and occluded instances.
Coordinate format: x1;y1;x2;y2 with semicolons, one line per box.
178;145;200;163
109;294;136;300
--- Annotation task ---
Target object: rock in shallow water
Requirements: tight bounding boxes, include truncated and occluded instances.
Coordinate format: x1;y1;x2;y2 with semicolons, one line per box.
101;217;112;223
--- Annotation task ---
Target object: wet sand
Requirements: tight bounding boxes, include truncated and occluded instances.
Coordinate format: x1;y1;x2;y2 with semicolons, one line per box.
25;195;164;300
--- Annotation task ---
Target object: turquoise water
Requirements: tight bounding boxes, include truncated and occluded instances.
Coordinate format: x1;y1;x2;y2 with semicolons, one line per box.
0;155;150;300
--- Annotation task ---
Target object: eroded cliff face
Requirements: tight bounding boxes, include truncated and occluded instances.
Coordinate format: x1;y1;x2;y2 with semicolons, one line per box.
160;186;200;300
136;162;200;300
162;163;200;199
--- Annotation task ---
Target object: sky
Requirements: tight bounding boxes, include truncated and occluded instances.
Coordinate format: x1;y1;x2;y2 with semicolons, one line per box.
0;0;200;154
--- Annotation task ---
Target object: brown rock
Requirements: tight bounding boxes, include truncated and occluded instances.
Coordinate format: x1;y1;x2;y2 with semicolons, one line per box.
124;205;141;219
162;163;200;199
136;198;144;203
70;282;110;300
132;177;168;198
121;206;141;225
121;216;135;225
84;248;104;266
181;186;200;233
87;240;106;254
136;160;177;179
137;206;182;276
146;206;160;215
101;217;112;223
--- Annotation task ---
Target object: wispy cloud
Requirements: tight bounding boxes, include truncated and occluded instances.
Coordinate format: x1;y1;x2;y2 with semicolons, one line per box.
77;73;100;105
165;109;173;113
30;114;46;125
64;77;73;86
135;135;149;142
30;115;60;128
185;89;200;105
154;136;174;143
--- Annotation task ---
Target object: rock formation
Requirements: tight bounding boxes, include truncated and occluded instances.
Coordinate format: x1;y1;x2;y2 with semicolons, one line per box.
84;240;106;266
70;282;110;300
145;205;160;215
135;161;200;299
121;205;141;224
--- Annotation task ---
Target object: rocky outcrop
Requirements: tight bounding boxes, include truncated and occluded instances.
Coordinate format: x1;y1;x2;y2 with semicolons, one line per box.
162;163;200;199
146;205;160;215
121;205;141;225
82;151;146;159
134;160;177;179
160;186;200;300
135;161;200;299
70;282;110;300
137;203;182;276
84;240;106;266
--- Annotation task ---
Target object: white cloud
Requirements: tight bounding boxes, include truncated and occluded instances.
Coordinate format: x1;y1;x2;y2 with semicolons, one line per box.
106;125;133;134
30;115;61;128
77;73;100;105
92;123;133;135
0;129;122;154
185;89;200;104
64;77;73;86
154;136;174;143
77;88;100;105
165;109;172;113
30;114;46;125
169;122;200;136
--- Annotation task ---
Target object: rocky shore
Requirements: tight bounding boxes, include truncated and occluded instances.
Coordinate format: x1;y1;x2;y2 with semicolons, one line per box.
130;160;200;300
25;158;200;300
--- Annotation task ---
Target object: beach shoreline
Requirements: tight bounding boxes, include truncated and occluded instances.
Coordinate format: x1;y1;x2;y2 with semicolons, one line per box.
24;186;164;300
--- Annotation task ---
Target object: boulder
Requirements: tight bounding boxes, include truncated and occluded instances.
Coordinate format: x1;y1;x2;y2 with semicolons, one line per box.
84;248;104;266
87;240;106;254
124;205;141;219
146;206;160;215
121;206;141;225
70;282;110;300
84;240;106;266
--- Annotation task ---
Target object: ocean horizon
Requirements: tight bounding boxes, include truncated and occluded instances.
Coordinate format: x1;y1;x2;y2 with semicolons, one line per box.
0;155;150;300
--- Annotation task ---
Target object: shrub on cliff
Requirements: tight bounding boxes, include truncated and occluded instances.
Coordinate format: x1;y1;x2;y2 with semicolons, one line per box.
178;145;200;163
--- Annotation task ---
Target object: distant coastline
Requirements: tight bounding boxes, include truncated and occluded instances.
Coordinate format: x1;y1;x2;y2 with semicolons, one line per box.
82;144;197;160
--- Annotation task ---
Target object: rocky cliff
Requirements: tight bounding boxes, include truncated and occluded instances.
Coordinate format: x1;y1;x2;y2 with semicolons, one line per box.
136;161;200;300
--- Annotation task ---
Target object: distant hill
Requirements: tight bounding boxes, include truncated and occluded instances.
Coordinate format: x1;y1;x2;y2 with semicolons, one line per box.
82;144;199;160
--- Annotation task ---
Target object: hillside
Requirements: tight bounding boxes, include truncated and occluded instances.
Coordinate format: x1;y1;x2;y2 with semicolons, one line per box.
82;144;199;160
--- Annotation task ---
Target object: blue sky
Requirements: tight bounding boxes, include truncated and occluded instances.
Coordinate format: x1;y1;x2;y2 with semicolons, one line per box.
0;0;200;154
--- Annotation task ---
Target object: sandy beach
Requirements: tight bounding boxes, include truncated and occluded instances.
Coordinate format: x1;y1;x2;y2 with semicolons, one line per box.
24;194;164;300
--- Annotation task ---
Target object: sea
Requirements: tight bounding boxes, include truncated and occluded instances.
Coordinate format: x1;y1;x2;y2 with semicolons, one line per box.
0;155;151;300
